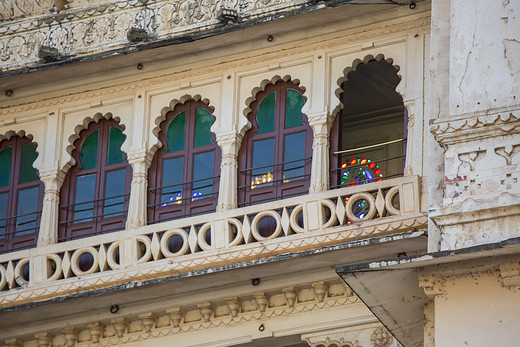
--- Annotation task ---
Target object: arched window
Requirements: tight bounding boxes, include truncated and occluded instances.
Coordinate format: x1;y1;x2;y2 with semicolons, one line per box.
0;136;43;253
330;58;406;190
148;100;220;224
59;119;131;241
238;80;312;206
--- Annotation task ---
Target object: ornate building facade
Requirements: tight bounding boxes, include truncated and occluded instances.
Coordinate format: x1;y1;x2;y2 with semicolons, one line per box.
0;0;519;346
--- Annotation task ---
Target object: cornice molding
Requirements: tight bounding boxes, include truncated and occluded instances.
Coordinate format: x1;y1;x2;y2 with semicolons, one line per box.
430;107;520;146
0;13;430;118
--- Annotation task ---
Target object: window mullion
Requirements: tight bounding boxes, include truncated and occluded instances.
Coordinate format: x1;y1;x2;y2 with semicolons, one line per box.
96;123;109;226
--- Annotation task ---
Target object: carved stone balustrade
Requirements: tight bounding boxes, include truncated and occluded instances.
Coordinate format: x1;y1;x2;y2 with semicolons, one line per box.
0;175;425;308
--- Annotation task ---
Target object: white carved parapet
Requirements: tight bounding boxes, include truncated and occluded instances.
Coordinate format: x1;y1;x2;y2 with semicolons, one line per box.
430;109;520;249
0;0;314;73
0;175;424;308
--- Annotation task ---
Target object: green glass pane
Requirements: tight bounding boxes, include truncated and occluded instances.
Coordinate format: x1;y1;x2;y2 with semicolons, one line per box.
255;91;276;134
194;108;214;148
285;88;305;129
0;146;12;186
80;129;99;170
166;111;186;152
19;143;39;184
107;126;125;165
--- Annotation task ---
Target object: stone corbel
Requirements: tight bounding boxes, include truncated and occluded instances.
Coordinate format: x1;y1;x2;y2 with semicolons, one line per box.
37;168;66;246
307;112;334;194
301;326;360;347
125;150;154;229
418;273;446;298
500;261;520;288
34;332;53;347
3;338;23;347
215;131;244;211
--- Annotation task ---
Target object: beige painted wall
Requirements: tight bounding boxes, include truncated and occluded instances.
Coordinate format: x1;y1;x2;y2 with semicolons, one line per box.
434;271;520;347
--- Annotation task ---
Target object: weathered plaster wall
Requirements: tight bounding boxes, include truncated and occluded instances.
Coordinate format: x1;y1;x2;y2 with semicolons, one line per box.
450;0;520;116
434;271;520;347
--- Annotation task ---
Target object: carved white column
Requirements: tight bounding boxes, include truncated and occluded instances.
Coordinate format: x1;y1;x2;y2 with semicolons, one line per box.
216;131;242;211
126;150;153;229
308;113;333;193
37;168;65;246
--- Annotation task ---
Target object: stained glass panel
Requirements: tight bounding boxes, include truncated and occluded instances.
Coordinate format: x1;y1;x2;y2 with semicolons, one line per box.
107;126;125;165
104;169;126;216
194;108;214;147
283;132;306;181
161;157;184;205
0;146;11;187
285;88;305;129
255;92;276;134
193;151;214;200
166;111;186;152
19;143;39;184
251;138;274;188
80;130;99;170
74;174;96;222
16;187;39;235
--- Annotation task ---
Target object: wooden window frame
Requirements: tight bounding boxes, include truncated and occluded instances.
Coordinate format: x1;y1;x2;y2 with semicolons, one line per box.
0;136;43;253
238;81;312;206
148;100;221;224
59;119;131;241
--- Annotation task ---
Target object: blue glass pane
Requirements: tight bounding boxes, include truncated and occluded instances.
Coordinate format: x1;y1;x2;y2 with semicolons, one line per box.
285;88;305;129
255;92;276;134
194;108;215;147
0;146;12;187
0;193;7;239
251;138;274;188
283;132;306;181
80;130;99;171
192;151;214;200
104;169;126;216
107;126;125;165
74;174;96;223
161;157;184;205
16;187;39;236
166;111;186;152
19;143;39;184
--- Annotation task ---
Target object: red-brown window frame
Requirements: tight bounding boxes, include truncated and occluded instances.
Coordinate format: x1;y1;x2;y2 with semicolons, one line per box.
238;80;312;206
59;119;131;241
0;136;43;253
148;100;221;224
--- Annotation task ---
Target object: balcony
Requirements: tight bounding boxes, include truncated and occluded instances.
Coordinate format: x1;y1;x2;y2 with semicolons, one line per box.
0;175;425;308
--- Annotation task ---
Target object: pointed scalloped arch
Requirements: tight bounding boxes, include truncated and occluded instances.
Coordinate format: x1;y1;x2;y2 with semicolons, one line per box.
0;130;42;171
332;54;402;119
61;112;127;175
240;75;307;138
149;94;215;158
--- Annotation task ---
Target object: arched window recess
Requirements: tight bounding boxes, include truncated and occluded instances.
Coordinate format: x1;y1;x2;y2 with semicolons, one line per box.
59;118;131;242
148;99;221;224
330;56;407;191
0;135;43;253
238;80;312;207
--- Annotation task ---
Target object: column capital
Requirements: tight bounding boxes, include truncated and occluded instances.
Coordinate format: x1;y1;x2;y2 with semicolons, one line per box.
127;149;154;168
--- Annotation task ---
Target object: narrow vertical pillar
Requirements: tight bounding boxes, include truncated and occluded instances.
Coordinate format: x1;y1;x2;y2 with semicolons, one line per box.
37;168;64;246
126;150;153;229
308;113;332;193
216;131;242;211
